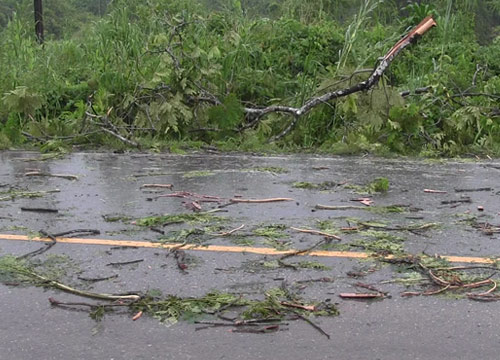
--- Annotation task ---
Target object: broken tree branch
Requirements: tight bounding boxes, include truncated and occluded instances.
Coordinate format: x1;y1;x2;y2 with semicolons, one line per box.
85;107;139;148
23;268;141;301
242;16;436;126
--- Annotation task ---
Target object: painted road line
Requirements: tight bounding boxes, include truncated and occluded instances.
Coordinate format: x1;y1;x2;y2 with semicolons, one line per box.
0;233;497;264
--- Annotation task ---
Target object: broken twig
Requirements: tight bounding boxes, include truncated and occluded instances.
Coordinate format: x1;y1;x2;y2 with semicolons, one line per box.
230;198;294;203
315;204;366;210
455;187;492;193
20;207;58;213
24;171;78;180
280;301;316;312
290;227;341;241
213;224;245;236
77;274;119;283
424;189;447;194
339;293;385;299
141;184;174;189
16;229;57;259
290;311;330;339
106;259;144;267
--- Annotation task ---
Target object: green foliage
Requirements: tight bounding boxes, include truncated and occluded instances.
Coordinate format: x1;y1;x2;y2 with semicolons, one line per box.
134;213;223;227
0;0;499;155
352;230;405;254
2;113;23;144
133;287;338;325
0;255;34;284
3;86;39;111
254;224;287;239
208;93;244;131
345;177;389;194
369;177;389;193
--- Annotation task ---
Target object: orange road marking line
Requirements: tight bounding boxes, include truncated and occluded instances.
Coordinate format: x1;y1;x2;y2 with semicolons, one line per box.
0;234;497;264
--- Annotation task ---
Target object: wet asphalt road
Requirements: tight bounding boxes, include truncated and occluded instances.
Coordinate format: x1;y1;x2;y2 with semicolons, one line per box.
1;151;500;360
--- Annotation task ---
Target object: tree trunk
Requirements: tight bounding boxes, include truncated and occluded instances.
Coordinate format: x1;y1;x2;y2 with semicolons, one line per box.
34;0;44;44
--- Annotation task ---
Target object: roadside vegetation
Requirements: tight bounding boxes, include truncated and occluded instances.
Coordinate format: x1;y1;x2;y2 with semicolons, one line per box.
0;0;499;156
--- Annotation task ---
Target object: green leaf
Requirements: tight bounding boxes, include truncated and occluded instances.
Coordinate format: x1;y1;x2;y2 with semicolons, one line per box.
208;93;243;130
208;46;221;60
2;86;43;115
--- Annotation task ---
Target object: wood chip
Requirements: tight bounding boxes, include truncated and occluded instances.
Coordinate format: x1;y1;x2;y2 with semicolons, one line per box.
132;311;143;321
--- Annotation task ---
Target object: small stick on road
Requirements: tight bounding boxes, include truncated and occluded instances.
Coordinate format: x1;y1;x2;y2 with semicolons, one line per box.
455;187;492;192
280;301;316;312
424;189;447;194
106;259;144;267
49;229;100;237
213;224;245;236
291;227;342;241
20;207;59;213
132;311;143;321
441;197;472;205
230;197;294;203
141;184;174;189
290;311;330;339
24;171;78;180
354;282;388;295
280;237;333;261
78;274;119;283
315;204;366;210
17;229;57;259
339;293;385;299
49;297;132;308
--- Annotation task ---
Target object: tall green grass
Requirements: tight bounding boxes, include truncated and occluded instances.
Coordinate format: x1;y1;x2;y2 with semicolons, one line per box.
0;0;499;155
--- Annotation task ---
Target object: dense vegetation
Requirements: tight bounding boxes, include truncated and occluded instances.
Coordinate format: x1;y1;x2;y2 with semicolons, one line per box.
0;0;499;155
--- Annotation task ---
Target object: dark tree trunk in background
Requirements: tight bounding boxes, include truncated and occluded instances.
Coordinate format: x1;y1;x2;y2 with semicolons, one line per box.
34;0;43;44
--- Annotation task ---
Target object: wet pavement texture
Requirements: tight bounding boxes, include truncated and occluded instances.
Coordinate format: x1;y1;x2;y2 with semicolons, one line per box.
1;151;500;360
